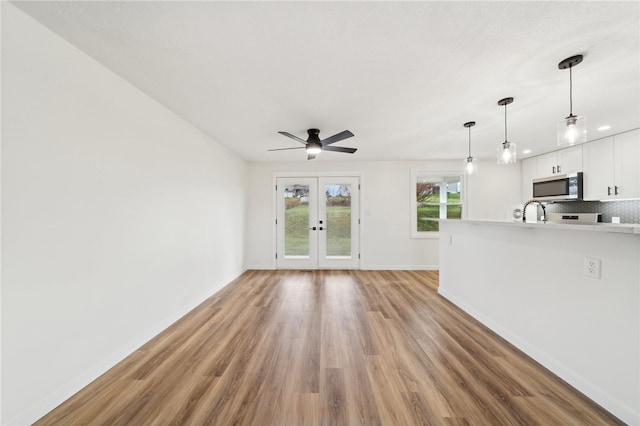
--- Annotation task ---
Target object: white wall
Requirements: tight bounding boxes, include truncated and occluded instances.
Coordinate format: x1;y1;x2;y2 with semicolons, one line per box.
1;4;248;424
467;160;523;220
246;159;521;269
439;220;640;424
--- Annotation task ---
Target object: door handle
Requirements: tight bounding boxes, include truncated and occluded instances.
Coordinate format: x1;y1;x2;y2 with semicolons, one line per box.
615;186;619;195
557;165;561;173
318;227;324;231
310;226;317;231
552;166;556;174
607;186;612;196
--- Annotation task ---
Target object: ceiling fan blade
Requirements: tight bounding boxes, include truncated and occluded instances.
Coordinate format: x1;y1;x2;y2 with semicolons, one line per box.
267;147;306;151
321;130;354;146
323;146;357;154
307;154;317;160
278;131;307;144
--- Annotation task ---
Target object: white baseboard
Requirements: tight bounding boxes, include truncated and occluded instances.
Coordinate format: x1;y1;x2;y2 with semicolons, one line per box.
438;288;639;426
8;273;243;426
362;264;438;271
245;265;438;271
244;264;275;270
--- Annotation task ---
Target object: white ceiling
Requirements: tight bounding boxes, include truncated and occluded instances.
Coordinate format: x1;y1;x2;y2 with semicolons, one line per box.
11;1;640;163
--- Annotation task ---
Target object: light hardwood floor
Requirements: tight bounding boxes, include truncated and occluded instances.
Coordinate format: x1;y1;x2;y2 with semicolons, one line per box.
36;270;622;425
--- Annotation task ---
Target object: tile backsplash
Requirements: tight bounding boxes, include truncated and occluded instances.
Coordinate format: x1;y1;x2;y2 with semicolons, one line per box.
544;200;640;224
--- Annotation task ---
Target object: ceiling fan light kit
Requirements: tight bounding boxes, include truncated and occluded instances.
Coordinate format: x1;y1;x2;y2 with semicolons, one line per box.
463;121;478;175
269;128;356;160
558;54;586;146
305;132;323;155
497;97;517;165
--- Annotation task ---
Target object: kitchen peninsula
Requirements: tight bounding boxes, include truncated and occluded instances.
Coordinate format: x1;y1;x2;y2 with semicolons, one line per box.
439;219;639;425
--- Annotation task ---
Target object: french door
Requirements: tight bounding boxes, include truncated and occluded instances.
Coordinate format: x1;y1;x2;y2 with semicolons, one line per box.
276;176;360;269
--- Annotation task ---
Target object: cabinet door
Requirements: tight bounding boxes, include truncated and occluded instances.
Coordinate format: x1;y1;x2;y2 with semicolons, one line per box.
536;152;558;178
583;137;614;200
614;129;640;199
558;145;583;174
521;157;536;200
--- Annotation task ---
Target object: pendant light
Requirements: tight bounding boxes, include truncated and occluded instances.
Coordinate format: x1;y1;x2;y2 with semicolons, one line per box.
558;54;586;146
463;121;478;174
497;97;516;164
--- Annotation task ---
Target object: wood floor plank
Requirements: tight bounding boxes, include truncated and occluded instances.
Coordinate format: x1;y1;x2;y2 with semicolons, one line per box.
286;392;321;426
342;351;382;425
35;270;624;425
321;368;348;425
364;354;416;425
402;391;440;426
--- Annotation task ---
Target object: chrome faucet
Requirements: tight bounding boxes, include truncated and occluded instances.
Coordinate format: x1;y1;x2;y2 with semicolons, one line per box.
522;200;547;223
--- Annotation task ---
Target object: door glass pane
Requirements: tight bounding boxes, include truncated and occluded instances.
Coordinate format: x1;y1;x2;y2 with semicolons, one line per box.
325;184;351;257
284;184;309;256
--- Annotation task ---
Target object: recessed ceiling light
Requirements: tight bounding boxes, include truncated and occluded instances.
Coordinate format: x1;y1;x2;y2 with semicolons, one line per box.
598;125;611;131
523;149;532;154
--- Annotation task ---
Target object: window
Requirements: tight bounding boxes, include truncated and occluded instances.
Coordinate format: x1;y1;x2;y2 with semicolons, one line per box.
411;171;464;237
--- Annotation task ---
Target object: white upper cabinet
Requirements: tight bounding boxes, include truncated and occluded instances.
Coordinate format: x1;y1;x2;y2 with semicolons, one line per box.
583;129;640;200
559;146;584;174
535;145;583;178
583;137;614;200
521;157;536;200
535;152;557;178
613;130;640;199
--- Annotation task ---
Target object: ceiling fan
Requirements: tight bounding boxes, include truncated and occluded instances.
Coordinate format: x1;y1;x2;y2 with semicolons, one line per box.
268;128;357;160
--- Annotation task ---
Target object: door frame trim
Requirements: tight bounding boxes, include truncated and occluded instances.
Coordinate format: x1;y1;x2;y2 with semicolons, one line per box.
272;171;362;270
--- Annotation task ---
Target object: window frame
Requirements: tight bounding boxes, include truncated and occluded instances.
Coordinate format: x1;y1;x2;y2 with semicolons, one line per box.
410;170;467;238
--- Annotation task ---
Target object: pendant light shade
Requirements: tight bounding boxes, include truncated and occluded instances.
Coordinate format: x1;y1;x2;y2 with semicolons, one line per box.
558;54;586;146
463;121;478;175
497;97;517;164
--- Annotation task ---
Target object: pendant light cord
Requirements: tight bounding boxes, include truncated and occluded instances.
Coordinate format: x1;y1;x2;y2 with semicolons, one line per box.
569;65;573;116
504;103;508;142
468;126;471;157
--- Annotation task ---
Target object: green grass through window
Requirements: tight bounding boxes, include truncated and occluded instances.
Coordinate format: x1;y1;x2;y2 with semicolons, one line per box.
285;205;351;256
417;192;462;233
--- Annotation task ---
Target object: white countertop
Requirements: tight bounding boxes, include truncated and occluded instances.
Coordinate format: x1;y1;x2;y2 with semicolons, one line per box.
443;219;640;234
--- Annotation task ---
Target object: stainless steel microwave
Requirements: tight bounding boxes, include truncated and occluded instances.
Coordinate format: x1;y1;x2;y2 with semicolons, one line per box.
532;172;583;201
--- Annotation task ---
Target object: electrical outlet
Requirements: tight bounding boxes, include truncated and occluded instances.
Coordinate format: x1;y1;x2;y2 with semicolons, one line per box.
584;256;601;279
